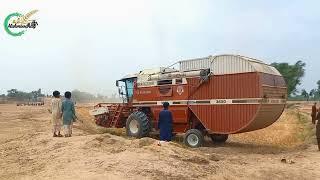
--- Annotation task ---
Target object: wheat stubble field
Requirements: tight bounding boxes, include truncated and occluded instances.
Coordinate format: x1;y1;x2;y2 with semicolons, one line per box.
0;103;319;180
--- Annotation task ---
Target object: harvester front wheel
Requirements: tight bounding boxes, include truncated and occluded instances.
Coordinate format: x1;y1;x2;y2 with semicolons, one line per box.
126;111;151;138
184;129;204;148
210;134;228;143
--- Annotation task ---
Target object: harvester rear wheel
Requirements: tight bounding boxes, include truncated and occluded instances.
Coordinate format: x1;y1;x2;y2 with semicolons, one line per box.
210;134;228;143
126;111;151;138
184;129;204;148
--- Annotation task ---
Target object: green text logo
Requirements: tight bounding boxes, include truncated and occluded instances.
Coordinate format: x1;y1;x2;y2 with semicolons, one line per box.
4;10;39;37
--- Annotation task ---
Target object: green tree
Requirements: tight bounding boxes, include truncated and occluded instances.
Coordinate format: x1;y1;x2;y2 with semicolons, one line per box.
71;89;96;102
31;88;44;99
301;89;309;101
7;89;18;97
315;91;320;100
271;60;306;96
310;89;316;99
7;88;44;101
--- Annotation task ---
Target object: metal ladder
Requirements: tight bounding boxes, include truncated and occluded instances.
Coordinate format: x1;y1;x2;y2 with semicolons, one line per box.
109;104;123;127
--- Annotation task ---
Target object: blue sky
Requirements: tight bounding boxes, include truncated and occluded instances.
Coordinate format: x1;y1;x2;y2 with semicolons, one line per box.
0;0;319;95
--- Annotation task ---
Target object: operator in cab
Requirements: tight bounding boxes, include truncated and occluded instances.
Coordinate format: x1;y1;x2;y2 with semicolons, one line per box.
158;102;173;143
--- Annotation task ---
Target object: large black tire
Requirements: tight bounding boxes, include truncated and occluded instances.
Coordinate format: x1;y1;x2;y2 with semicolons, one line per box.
210;134;228;143
183;129;204;148
126;111;151;138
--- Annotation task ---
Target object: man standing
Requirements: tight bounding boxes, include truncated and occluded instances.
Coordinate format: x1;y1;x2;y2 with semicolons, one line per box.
158;102;173;142
312;102;317;124
316;105;320;151
62;91;76;137
51;91;63;137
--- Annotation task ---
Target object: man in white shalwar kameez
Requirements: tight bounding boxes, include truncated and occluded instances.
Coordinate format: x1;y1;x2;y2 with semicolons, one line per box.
51;91;63;137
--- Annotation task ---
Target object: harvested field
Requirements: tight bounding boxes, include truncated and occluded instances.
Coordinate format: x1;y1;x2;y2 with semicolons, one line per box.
231;109;314;148
0;103;320;180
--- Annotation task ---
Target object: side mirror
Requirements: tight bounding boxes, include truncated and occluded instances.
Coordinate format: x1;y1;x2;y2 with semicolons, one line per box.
116;80;119;87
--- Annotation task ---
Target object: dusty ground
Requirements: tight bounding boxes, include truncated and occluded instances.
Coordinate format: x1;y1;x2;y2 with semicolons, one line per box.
0;103;320;180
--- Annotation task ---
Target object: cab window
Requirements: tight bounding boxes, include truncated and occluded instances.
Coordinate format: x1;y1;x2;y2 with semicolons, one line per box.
125;79;134;98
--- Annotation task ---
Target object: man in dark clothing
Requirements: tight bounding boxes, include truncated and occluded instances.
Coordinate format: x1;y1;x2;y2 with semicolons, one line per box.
316;105;320;151
312;103;317;124
158;102;173;141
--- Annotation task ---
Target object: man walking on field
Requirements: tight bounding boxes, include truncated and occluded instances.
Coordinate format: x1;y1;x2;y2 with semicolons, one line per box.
312;102;320;151
51;91;63;137
62;91;76;137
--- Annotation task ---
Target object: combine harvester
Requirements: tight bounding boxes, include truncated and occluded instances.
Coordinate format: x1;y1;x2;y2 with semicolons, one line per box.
90;54;287;147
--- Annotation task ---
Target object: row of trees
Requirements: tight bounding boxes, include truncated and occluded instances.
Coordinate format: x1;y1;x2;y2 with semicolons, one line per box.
0;89;119;103
300;81;320;100
4;88;45;101
70;89;119;102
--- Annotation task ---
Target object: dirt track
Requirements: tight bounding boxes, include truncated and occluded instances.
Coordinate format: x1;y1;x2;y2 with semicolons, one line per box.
0;104;320;180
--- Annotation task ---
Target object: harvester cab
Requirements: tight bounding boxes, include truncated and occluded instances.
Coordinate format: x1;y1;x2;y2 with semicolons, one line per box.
116;77;136;104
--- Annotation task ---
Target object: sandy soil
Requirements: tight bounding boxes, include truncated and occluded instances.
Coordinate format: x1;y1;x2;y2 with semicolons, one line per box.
0;104;320;180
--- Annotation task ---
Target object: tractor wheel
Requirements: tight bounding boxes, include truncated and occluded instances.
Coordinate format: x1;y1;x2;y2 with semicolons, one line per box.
210;134;228;143
126;111;151;138
183;129;204;148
